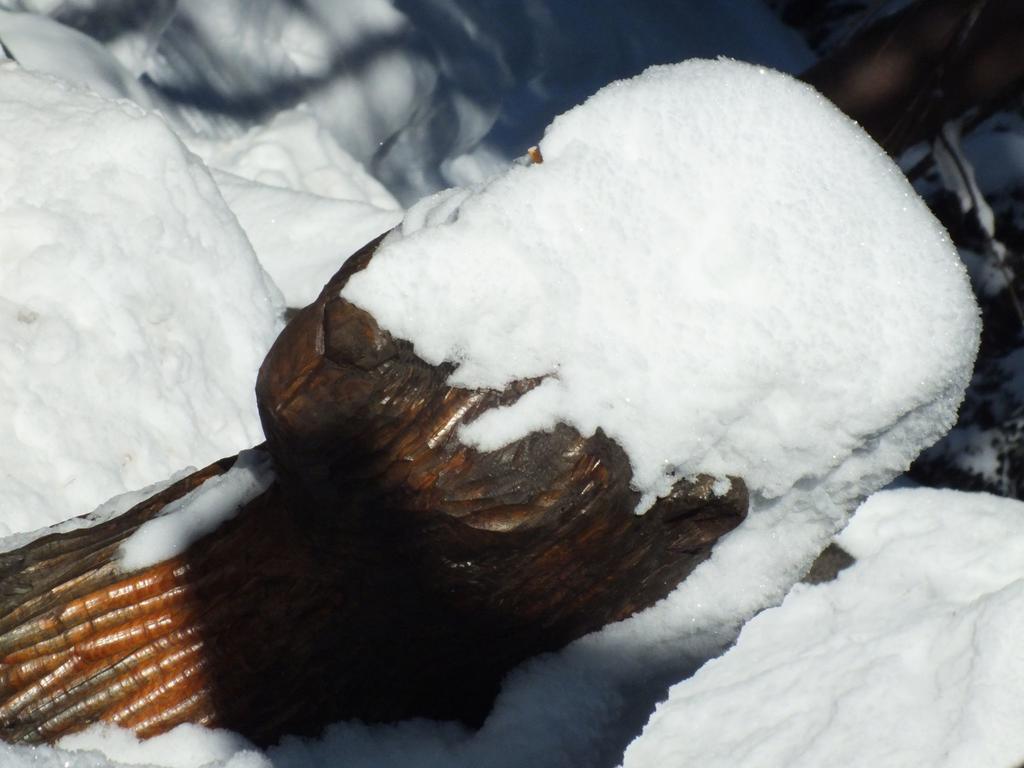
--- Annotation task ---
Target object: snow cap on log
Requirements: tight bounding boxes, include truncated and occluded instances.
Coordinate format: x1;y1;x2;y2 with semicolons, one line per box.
341;58;980;511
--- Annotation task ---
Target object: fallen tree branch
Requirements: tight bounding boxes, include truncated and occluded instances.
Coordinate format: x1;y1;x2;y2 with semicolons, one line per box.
802;0;1024;155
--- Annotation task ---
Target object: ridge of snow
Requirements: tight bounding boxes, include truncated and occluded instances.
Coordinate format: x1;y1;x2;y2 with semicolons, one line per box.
185;106;400;211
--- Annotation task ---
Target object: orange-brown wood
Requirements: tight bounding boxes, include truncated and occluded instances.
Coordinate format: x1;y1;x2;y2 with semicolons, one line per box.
0;239;747;745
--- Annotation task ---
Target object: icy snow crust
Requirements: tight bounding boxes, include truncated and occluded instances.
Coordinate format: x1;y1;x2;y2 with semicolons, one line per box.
623;488;1024;768
0;64;283;535
343;59;980;511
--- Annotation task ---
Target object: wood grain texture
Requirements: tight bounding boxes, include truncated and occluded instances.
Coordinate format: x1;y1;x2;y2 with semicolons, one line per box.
0;236;748;745
0;459;233;742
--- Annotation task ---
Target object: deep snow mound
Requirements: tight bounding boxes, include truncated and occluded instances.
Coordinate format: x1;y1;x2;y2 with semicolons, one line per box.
0;63;283;535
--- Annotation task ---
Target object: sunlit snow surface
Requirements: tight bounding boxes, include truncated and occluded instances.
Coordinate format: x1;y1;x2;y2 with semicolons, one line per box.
207;168;400;308
0;12;403;309
343;59;979;509
0;0;814;204
0;38;991;768
184;107;402;307
623;488;1024;768
0;64;283;535
0;10;152;104
188;106;399;210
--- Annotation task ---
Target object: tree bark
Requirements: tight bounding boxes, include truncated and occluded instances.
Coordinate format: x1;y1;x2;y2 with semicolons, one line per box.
4;0;1021;746
0;238;747;745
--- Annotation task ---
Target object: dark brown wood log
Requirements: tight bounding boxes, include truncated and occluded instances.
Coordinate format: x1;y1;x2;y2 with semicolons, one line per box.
0;237;747;745
802;0;1024;155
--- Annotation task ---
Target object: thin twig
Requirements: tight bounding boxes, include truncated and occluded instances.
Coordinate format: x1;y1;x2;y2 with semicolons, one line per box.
0;33;15;63
937;128;1024;330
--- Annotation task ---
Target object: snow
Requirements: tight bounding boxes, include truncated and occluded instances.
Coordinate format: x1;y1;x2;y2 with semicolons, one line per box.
622;487;1024;768
0;63;283;536
910;109;1024;495
185;107;402;307
0;6;1003;768
186;107;399;211
343;59;979;511
0;10;153;104
186;104;405;307
962;116;1024;199
0;9;404;309
59;724;268;768
0;9;404;308
209;171;401;307
31;0;810;204
0;724;269;768
119;449;275;571
0;468;192;556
